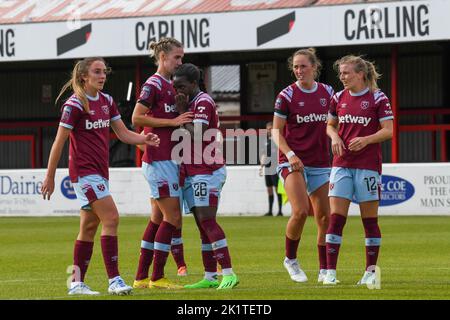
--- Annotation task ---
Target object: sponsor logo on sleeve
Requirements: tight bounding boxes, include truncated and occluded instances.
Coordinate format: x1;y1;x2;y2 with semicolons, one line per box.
61;106;72;122
275;97;282;109
140;86;151;100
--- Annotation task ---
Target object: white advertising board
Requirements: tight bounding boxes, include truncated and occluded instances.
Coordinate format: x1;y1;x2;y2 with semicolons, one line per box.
0;163;449;217
1;0;449;62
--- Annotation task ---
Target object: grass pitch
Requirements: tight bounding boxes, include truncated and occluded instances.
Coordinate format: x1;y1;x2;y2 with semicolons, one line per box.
0;215;449;300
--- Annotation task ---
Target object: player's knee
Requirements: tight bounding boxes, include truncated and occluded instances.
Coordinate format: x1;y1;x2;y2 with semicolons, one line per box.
173;216;182;229
83;221;99;237
167;214;182;229
318;214;329;229
103;214;119;229
291;208;309;220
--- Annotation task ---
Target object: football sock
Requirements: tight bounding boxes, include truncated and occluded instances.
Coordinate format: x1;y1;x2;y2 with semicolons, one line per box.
318;244;327;271
199;218;232;269
362;217;381;270
135;221;159;280
151;221;175;281
285;236;300;260
171;228;186;269
73;240;93;282
326;214;347;270
101;235;120;279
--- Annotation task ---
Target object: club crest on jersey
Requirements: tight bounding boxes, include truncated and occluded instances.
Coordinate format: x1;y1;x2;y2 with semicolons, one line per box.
97;184;105;192
320;98;327;107
361;101;369;109
101;105;109;115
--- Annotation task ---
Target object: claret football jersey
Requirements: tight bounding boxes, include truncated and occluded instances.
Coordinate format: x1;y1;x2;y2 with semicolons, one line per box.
59;92;121;182
183;91;224;176
137;73;178;164
274;81;334;167
328;88;394;173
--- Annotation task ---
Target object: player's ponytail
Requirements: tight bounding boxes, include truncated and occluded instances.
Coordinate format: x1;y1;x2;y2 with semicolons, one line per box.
56;57;107;112
288;47;322;79
365;60;381;92
148;37;183;66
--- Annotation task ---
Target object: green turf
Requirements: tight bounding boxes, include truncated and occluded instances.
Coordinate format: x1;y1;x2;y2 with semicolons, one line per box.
0;216;449;300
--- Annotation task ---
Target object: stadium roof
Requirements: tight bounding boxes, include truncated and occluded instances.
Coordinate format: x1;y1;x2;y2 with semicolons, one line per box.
0;0;402;24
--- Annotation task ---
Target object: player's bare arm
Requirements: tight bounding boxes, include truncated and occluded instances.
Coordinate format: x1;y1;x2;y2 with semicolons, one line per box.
111;119;160;146
327;117;346;156
348;120;393;152
132;102;193;128
41;126;71;200
272;115;304;172
136;130;146;152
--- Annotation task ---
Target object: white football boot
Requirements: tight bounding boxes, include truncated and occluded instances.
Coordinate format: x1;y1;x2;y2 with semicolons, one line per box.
322;269;338;285
283;258;308;283
317;269;327;283
357;271;376;285
68;282;100;295
108;276;133;295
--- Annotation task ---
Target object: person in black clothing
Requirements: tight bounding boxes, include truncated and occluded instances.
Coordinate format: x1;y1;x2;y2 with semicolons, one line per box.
259;122;283;216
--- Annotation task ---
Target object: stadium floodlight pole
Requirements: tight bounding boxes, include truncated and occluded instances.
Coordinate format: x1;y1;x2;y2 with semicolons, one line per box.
391;45;399;163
